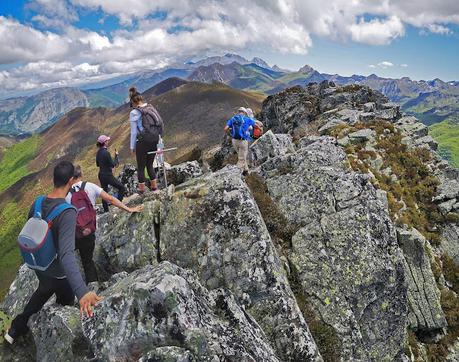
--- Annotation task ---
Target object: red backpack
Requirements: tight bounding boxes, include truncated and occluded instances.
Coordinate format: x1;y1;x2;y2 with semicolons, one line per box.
70;182;97;239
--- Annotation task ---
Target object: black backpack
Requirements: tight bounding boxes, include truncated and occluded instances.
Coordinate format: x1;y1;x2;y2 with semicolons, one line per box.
136;104;164;139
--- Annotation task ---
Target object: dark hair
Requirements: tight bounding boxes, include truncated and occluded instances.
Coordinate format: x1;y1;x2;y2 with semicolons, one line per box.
73;165;82;179
129;86;143;107
53;161;75;188
96;142;104;148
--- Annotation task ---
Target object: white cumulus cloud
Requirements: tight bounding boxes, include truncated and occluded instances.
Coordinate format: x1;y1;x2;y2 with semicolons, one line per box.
1;0;459;95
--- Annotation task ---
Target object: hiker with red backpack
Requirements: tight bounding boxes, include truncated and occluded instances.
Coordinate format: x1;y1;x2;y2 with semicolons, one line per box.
66;166;143;283
5;162;101;345
224;107;256;176
245;108;264;140
129;87;164;193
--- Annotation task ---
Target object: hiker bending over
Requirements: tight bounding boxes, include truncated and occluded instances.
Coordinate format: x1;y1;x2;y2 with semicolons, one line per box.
224;107;255;176
5;162;101;345
66;166;143;283
129;87;164;193
96;135;126;213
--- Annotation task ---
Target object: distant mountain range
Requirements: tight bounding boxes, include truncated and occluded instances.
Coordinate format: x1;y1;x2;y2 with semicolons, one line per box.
0;53;458;136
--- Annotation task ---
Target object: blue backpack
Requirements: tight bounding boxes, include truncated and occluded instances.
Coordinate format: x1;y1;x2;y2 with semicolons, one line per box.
18;196;75;271
231;115;246;140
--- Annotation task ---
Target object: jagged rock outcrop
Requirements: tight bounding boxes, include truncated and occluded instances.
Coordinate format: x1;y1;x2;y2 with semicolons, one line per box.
117;164;139;197
2;265;37;318
167;160;203;185
85;262;281;361
250;130;295;167
256;136;408;361
158;167;321;361
261;86;320;135
397;227;447;336
95;200;161;279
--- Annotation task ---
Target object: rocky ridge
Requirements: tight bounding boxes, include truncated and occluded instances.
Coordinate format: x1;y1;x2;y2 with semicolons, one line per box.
2;81;459;361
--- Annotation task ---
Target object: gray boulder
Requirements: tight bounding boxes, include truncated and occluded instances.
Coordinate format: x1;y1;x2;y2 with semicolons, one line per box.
1;265;37;317
318;118;346;135
396;117;429;140
441;224;459;266
258;138;408;361
159;166;321;361
363;102;376;112
337;109;362;124
167;160;203;186
83;262;281;361
347;129;376;144
414;135;438;151
116;163;138;197
397;228;447;336
376;102;401;121
250;130;295;167
30;305;90;362
94;200;161;279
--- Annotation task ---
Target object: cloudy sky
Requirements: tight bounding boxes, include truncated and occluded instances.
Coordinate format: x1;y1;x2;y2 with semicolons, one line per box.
1;0;459;97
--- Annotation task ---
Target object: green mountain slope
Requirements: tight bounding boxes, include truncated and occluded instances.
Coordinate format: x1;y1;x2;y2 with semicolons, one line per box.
430;120;459;167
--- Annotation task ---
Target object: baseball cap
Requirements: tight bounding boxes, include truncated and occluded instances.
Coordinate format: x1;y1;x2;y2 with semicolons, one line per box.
97;135;111;144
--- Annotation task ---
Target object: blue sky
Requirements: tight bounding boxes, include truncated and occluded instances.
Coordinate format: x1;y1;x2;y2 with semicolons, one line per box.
1;0;459;97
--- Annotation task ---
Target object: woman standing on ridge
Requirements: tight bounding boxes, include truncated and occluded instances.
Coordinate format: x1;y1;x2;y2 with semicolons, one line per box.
129;87;164;193
96;135;126;212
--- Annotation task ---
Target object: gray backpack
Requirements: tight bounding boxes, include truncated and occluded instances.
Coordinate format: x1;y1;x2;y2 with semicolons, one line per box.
136;104;164;139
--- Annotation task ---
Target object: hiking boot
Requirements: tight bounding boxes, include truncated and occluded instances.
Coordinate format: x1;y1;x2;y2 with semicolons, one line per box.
149;179;158;192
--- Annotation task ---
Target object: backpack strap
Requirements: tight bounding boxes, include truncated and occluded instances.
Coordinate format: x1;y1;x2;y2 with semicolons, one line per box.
81;181;87;191
33;195;46;219
134;107;144;133
45;203;75;224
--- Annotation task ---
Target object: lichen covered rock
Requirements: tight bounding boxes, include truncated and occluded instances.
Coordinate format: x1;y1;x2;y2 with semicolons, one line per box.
84;262;281;361
94;200;160;279
397;227;447;336
258;137;408;361
159;166;321;361
250;130;295;167
167;160;203;186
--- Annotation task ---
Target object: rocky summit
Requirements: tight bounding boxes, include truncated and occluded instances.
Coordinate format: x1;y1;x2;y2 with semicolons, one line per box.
2;81;459;361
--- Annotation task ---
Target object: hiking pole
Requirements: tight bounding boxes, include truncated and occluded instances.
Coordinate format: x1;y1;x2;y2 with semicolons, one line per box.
147;137;178;189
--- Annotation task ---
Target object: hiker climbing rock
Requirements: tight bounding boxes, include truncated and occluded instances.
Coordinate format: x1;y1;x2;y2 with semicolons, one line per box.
129;87;164;193
66;166;143;284
5;162;102;345
224;107;255;176
96;135;126;213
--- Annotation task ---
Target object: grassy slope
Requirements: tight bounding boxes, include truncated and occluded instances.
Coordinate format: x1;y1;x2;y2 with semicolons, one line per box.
430;120;459;167
0;135;41;192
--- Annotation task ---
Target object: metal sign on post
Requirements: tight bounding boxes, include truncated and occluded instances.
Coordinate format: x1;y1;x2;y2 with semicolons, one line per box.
147;136;177;189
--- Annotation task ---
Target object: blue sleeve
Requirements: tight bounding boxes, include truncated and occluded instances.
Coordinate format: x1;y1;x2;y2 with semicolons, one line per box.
130;110;141;150
226;117;234;128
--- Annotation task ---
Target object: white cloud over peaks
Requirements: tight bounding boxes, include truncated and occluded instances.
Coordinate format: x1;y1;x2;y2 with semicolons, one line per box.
1;0;459;95
0;17;72;64
349;16;405;45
